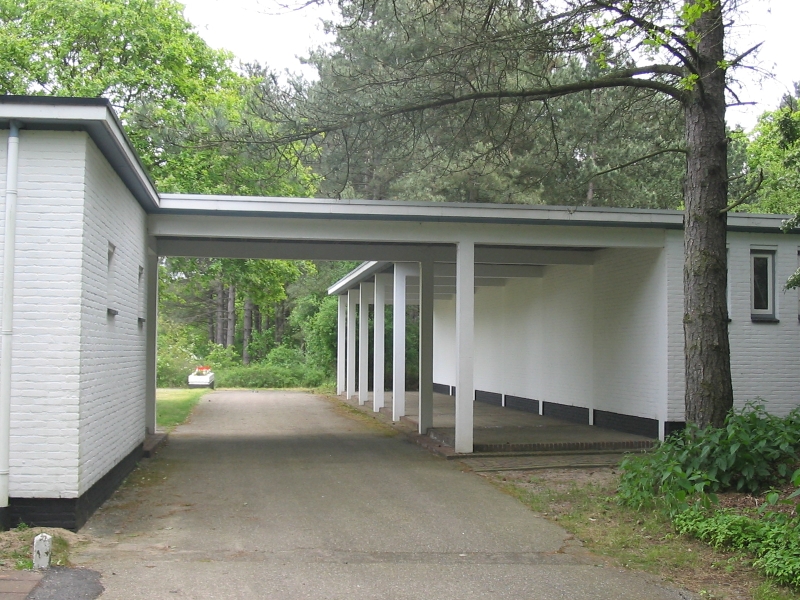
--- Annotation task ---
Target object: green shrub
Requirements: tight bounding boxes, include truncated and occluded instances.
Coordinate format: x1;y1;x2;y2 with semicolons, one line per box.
156;317;198;387
618;403;800;511
214;345;328;389
205;343;240;370
675;505;800;588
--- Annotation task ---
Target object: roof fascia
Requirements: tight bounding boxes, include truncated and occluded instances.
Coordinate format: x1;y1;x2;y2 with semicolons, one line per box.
0;97;160;211
327;261;391;296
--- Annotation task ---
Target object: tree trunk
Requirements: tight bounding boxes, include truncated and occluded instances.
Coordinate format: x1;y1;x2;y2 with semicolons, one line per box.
683;0;732;429
275;301;285;344
226;284;236;348
215;280;225;346
254;306;262;334
208;289;215;343
243;297;253;365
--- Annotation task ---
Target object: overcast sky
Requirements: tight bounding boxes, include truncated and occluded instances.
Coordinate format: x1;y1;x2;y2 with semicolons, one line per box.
180;0;799;131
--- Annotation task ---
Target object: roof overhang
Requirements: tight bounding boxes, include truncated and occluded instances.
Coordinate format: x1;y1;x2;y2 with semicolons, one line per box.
0;95;160;211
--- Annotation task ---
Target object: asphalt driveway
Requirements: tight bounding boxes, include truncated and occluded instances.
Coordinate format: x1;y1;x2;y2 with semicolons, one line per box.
74;390;690;599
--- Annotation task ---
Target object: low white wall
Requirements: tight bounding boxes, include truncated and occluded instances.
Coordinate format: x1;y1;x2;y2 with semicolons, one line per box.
432;297;456;387
79;138;148;495
432;264;595;410
0;131;85;498
502;278;544;400
474;286;505;393
593;248;667;421
432;252;669;420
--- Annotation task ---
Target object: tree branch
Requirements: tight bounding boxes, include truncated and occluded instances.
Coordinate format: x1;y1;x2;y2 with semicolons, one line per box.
728;43;762;69
720;169;764;214
586;147;688;180
242;67;685;147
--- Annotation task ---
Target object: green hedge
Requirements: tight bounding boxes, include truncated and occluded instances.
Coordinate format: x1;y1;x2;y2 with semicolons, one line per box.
214;362;327;389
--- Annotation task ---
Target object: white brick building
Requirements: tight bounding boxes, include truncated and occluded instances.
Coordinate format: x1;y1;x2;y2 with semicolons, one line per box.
1;96;799;528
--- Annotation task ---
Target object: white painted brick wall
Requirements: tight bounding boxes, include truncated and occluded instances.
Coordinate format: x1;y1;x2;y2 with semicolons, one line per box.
432;296;456;386
665;231;685;421
666;230;800;421
78;139;147;495
540;265;594;408
0;131;85;498
727;232;800;416
593;247;668;420
475;286;505;393
502;278;544;400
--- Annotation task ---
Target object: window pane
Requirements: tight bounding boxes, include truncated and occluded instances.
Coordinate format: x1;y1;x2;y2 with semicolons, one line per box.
753;256;770;310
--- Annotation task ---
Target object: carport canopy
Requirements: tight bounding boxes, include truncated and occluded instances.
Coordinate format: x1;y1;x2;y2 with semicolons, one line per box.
149;193;780;453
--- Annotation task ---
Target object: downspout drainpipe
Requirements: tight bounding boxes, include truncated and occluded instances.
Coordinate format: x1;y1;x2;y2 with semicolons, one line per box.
0;121;21;518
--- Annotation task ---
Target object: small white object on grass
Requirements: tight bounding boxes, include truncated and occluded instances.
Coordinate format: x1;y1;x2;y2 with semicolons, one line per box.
33;533;52;569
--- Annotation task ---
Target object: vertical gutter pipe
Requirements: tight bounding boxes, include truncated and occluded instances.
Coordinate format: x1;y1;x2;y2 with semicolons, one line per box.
0;121;21;512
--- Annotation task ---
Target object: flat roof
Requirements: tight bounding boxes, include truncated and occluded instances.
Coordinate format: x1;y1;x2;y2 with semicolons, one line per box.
0;96;795;236
159;193;793;233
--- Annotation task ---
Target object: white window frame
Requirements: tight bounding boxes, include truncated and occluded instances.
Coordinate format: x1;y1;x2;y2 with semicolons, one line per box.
751;250;776;321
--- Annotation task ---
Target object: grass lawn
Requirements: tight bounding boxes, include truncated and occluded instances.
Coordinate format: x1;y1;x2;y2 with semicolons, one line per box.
486;468;800;600
156;388;211;431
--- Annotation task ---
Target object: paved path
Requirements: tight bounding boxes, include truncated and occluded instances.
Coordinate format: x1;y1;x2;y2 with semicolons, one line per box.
74;391;690;600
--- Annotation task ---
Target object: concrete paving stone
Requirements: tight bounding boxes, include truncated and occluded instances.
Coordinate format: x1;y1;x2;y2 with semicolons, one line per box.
72;391;693;600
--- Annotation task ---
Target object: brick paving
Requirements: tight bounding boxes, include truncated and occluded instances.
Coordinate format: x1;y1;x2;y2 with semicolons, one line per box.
458;452;629;472
0;570;42;600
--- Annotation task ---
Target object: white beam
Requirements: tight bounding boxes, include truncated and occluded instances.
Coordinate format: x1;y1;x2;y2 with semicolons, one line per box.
434;263;545;278
346;290;358;400
336;294;346;395
373;274;391;411
419;261;434;434
455;241;475;454
358;282;374;406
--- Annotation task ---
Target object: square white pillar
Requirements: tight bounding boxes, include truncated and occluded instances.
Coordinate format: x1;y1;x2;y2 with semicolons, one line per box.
455;241;474;453
336;294;346;395
346;289;358;400
393;263;415;421
373;273;391;412
144;248;158;435
418;260;434;434
359;282;374;406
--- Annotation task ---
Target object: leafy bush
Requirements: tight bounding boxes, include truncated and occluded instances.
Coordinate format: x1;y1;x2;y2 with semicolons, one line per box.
213;344;328;389
156;317;198;387
215;361;326;389
303;295;338;372
675;505;800;588
618;403;800;511
205;343;240;370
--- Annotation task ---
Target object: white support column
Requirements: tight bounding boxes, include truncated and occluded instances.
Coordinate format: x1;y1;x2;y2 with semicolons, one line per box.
455;241;475;454
336;294;346;395
373;273;391;412
144;247;158;435
346;289;358;400
358;282;374;406
392;263;415;421
418;260;434;434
